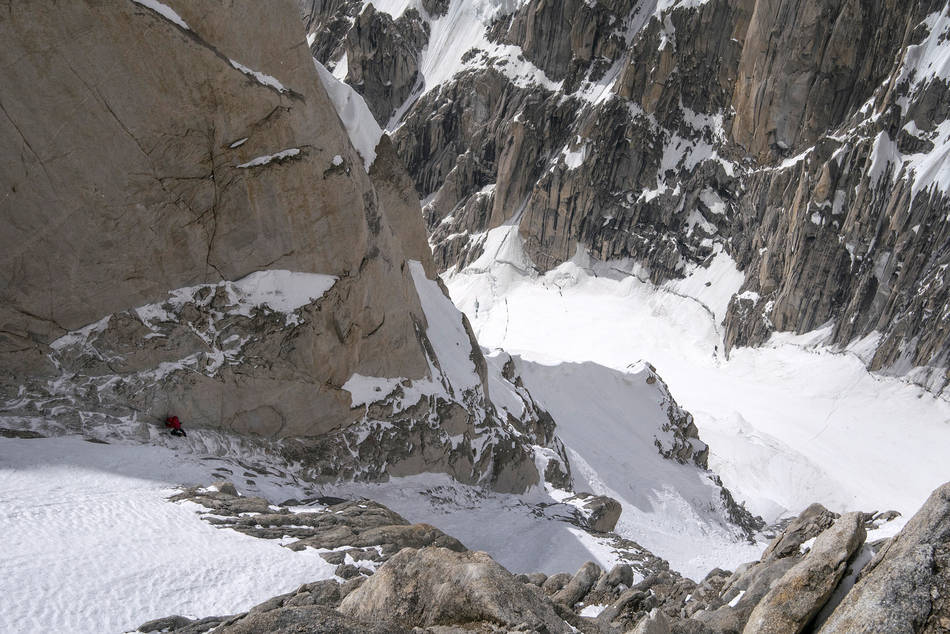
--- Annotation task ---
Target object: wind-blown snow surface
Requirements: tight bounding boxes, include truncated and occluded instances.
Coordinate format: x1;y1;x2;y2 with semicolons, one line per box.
0;436;335;634
446;227;950;526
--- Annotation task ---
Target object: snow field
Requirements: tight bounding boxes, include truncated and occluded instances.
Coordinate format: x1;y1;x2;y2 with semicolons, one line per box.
445;227;950;526
0;437;335;634
510;356;764;578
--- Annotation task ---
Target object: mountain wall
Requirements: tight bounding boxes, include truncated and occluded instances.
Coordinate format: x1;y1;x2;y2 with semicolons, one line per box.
304;0;950;390
0;0;549;491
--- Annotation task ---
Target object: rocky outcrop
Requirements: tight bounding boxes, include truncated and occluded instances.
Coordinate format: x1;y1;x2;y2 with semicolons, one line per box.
171;483;465;566
567;493;623;533
144;480;948;634
743;512;866;633
343;5;428;124
339;547;573;632
819;481;950;633
552;560;602;609
759;502;840;561
300;0;950;387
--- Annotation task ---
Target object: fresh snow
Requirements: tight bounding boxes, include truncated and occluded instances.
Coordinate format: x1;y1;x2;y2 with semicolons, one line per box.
228;59;288;93
0;437;336;634
655;0;712;18
510;354;764;577
561;140;587;170
236;147;300;168
131;0;189;30
580;604;608;617
314;60;383;171
408;260;481;393
229;270;337;313
727;589;746;608
445;232;950;530
342;374;405;408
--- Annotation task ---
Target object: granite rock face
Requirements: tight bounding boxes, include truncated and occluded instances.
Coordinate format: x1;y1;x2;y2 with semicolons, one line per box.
343;5;429;125
303;0;950;388
0;0;548;492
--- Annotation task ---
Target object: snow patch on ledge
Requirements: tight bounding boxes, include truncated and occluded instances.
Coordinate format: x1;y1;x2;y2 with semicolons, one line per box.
236;148;300;168
131;0;189;30
342;374;405;408
228;59;288;92
148;270;337;327
314;60;382;172
227;270;337;314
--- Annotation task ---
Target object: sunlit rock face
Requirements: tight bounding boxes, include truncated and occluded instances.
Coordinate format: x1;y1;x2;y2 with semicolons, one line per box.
0;0;550;492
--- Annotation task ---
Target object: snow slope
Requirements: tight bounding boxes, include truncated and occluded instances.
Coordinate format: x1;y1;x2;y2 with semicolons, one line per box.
0;436;335;634
314;60;382;170
445;227;950;525
508;355;764;577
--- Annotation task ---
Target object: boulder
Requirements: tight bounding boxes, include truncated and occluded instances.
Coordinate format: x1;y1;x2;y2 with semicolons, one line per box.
743;512;866;634
760;502;839;561
542;572;573;595
819;481;950;633
569;493;623;533
553;561;603;608
138;616;196;632
217;605;405;633
695;557;799;631
338;547;571;632
632;608;671;634
212;481;239;497
593;563;634;595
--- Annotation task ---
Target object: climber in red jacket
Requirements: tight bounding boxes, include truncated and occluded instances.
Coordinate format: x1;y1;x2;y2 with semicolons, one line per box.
165;415;187;437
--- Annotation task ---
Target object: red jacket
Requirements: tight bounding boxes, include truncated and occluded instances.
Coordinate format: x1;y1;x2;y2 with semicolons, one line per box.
165;416;182;430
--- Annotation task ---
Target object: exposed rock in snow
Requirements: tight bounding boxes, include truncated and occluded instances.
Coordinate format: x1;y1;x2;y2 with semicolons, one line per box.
819;481;950;633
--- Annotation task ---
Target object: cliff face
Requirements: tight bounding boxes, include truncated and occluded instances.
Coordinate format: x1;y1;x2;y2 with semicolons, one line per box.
0;0;550;491
304;0;950;389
